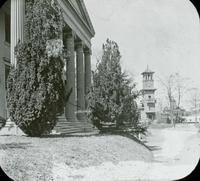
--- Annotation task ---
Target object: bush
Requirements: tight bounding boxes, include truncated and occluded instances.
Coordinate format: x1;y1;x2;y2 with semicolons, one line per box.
7;0;65;136
88;39;144;134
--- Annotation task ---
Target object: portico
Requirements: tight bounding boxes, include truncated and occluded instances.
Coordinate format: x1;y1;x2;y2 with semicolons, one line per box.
57;0;95;133
63;28;92;123
2;0;95;134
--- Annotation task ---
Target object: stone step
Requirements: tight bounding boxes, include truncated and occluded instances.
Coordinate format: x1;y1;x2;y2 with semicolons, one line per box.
55;127;93;131
53;130;93;135
55;123;94;129
55;120;91;123
55;126;94;131
4;119;15;128
59;123;92;127
55;119;93;124
56;123;94;128
55;122;93;127
53;128;94;135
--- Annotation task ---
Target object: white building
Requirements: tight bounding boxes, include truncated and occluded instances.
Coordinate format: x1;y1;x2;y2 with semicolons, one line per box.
183;114;200;123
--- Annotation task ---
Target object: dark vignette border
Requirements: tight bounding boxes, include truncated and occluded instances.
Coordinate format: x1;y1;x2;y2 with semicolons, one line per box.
0;0;200;180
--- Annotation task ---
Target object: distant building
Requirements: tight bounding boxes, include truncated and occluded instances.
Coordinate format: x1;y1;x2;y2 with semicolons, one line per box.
157;98;187;124
183;109;200;123
139;66;156;124
183;114;200;123
189;103;200;116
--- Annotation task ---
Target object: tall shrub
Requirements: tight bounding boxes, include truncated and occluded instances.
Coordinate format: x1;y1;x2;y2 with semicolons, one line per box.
7;0;65;136
88;39;140;132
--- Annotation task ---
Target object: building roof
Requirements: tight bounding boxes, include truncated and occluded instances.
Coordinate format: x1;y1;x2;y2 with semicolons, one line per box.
58;0;95;48
141;65;154;75
140;88;156;93
68;0;95;36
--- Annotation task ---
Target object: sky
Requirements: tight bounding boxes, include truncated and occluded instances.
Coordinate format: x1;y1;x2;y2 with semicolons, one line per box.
84;0;200;109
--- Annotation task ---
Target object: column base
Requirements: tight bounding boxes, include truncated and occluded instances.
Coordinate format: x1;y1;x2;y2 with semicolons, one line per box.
65;115;78;122
76;110;88;122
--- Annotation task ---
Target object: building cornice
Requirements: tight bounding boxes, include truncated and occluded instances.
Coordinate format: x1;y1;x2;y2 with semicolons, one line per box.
68;0;95;36
57;0;95;48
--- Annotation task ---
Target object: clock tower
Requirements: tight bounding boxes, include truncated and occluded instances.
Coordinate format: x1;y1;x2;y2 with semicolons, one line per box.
140;66;156;123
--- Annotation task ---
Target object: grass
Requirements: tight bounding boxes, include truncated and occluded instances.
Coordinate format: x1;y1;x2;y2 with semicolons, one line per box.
0;134;153;181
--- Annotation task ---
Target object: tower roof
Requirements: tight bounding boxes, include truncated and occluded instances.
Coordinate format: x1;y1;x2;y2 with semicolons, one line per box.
141;65;154;75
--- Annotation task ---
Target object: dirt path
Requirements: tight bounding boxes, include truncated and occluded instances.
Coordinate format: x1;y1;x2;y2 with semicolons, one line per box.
52;124;200;181
143;123;200;180
146;124;198;162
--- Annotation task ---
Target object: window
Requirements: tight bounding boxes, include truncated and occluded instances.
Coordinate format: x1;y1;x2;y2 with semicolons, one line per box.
148;103;155;108
5;65;10;89
5;13;10;43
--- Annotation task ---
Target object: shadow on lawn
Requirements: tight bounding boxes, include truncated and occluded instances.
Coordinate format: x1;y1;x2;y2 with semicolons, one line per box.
110;131;152;151
41;130;152;151
147;145;161;151
40;133;101;138
0;142;32;150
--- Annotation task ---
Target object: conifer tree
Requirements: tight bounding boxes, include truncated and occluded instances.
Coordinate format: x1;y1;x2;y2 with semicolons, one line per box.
7;0;65;136
88;39;140;131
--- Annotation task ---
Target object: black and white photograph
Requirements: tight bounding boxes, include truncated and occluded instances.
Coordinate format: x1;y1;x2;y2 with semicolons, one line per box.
0;0;200;180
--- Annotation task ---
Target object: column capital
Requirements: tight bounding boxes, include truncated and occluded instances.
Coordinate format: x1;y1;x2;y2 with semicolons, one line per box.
75;40;83;50
64;29;75;39
84;47;92;55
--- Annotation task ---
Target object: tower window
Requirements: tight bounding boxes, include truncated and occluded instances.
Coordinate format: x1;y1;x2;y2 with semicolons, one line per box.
5;13;10;44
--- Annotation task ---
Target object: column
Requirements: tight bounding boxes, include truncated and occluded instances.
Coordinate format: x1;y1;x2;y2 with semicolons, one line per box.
64;30;76;121
84;48;92;108
76;41;85;121
11;0;25;67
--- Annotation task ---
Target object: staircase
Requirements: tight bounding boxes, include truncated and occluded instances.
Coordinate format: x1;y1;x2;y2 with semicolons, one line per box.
0;115;98;136
53;114;98;135
0;118;25;136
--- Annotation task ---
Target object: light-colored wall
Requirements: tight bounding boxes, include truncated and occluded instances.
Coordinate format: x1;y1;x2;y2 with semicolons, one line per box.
144;92;155;100
183;115;200;123
143;91;156;112
143;80;154;89
0;0;10;118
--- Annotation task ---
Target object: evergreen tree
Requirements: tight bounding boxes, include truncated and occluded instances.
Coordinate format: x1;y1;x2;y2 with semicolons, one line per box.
0;116;6;130
88;39;140;132
7;0;65;136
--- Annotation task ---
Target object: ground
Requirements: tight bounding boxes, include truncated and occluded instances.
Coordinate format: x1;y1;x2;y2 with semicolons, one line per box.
0;134;152;181
0;123;199;181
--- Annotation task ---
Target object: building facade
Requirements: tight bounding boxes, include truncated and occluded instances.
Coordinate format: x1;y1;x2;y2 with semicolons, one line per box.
140;66;156;124
0;1;10;119
0;0;95;134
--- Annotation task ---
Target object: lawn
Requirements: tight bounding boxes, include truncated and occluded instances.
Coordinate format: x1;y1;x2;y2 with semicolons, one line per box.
0;134;153;181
